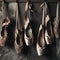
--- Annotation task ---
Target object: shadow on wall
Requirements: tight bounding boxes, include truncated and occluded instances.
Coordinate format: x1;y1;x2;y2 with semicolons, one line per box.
0;0;59;60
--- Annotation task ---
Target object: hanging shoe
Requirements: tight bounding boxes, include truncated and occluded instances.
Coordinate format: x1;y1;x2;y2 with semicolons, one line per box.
24;1;34;46
0;17;10;46
45;15;53;44
36;2;53;56
24;23;34;46
14;29;23;54
36;3;46;56
36;24;46;56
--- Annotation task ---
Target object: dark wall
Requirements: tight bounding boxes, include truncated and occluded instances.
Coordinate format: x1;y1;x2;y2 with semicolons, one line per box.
0;0;59;60
0;0;59;2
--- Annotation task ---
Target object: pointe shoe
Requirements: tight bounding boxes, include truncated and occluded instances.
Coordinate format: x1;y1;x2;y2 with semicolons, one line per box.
36;25;46;56
24;25;34;46
15;29;23;54
15;40;22;54
0;36;6;46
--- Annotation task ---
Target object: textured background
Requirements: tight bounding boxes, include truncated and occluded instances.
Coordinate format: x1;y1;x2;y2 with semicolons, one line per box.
0;0;59;60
